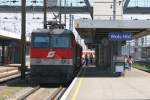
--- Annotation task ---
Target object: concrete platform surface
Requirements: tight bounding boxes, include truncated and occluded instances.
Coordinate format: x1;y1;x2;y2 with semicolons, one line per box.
63;66;150;100
0;66;17;73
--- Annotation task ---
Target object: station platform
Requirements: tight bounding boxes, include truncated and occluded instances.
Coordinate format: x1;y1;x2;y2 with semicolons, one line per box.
61;65;150;100
0;63;30;72
0;64;19;72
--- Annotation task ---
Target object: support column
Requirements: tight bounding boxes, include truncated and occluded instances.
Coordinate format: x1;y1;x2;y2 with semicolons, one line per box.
110;42;114;73
21;0;26;80
96;43;99;67
2;42;5;65
117;41;122;55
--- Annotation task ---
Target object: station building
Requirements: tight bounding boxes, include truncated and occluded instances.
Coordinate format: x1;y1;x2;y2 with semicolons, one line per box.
75;0;150;74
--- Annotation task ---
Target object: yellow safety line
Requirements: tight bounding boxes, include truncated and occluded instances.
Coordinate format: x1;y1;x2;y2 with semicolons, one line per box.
71;67;86;100
71;77;83;100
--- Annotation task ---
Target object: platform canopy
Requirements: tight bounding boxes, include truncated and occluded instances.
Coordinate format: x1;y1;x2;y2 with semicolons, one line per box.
75;19;150;45
0;29;30;41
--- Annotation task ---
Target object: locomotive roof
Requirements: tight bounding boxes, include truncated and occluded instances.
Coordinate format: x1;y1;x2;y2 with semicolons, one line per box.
32;28;73;35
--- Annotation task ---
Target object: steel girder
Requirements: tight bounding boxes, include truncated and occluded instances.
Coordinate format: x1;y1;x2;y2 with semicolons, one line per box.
84;0;93;19
0;6;93;14
124;7;150;14
123;0;150;14
123;0;130;13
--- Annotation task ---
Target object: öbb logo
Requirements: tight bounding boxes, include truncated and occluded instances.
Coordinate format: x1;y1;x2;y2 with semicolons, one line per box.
47;51;56;57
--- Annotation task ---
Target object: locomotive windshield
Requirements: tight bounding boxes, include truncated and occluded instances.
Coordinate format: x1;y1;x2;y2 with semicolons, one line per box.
32;35;70;48
51;36;70;48
33;36;50;48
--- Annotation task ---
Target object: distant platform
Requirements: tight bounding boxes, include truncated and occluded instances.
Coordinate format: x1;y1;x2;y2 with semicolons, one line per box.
0;65;17;73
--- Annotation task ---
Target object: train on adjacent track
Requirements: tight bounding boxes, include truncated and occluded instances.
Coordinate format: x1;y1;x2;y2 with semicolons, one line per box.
30;28;82;84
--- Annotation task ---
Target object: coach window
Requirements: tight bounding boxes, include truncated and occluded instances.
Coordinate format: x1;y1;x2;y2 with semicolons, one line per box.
51;36;70;48
33;36;50;48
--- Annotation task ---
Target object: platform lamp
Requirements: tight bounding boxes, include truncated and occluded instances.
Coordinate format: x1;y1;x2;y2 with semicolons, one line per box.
59;0;62;24
31;0;37;19
0;1;9;4
64;0;66;28
69;2;72;30
2;17;8;30
0;0;19;5
30;0;42;21
43;0;47;29
11;0;19;4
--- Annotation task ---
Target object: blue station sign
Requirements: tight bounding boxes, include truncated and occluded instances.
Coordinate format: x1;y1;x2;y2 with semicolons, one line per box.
108;32;133;40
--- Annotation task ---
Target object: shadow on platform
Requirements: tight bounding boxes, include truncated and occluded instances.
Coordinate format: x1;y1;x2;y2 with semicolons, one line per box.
78;65;115;77
0;77;68;88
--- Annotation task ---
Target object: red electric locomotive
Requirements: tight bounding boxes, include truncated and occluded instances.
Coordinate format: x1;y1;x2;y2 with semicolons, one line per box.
30;28;82;83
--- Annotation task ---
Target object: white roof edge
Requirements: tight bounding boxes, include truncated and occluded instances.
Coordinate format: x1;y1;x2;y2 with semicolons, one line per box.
0;29;20;39
75;19;150;29
0;29;30;42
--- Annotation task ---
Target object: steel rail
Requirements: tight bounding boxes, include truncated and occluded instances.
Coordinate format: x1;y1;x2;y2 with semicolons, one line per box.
50;86;64;100
17;86;40;100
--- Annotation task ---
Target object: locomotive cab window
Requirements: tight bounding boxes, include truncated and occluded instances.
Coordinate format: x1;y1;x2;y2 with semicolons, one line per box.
51;36;70;48
32;36;50;48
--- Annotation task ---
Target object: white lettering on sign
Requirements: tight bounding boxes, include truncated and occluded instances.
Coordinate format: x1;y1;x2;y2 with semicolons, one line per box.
47;51;55;58
109;32;133;40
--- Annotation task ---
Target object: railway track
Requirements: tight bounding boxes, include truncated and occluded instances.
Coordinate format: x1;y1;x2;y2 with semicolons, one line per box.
17;86;65;100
